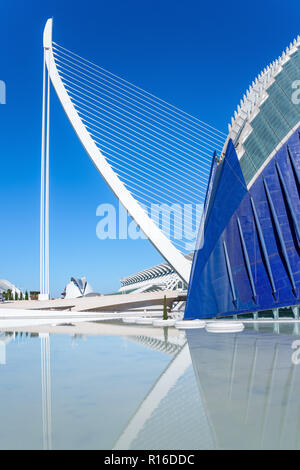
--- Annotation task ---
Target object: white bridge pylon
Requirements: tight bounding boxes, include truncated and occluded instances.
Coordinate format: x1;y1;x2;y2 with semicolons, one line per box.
41;18;225;293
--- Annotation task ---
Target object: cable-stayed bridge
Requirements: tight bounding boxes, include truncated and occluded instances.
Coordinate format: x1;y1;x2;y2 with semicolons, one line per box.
40;18;226;299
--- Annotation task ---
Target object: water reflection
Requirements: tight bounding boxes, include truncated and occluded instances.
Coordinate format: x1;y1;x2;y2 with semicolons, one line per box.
186;323;300;450
0;332;13;365
0;326;184;449
40;334;52;450
112;328;211;449
1;323;300;449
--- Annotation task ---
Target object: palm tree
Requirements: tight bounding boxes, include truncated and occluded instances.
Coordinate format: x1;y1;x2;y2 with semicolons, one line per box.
163;295;168;320
7;289;13;301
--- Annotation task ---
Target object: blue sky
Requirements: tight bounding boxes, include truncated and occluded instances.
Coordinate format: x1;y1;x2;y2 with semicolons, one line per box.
0;0;299;296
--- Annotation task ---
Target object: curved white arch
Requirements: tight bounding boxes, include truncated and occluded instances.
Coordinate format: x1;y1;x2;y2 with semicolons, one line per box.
43;19;191;283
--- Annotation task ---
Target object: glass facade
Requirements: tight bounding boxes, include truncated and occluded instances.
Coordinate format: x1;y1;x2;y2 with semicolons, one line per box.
240;49;300;184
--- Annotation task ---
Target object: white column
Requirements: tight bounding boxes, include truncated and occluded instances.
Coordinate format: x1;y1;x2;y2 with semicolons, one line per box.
39;47;50;301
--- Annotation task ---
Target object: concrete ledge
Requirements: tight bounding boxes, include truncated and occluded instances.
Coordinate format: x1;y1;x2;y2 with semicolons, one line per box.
0;290;182;313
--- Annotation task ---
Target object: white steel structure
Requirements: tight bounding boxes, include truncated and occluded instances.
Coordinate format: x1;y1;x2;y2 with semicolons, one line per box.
0;279;23;298
39;25;51;300
120;262;184;294
41;19;225;296
120;255;193;294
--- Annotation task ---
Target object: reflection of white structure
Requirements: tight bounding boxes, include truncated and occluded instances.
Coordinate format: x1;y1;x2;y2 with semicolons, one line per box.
64;277;96;299
0;333;12;365
0;279;23;297
40;333;52;450
114;341;214;450
126;332;186;355
117;325;300;450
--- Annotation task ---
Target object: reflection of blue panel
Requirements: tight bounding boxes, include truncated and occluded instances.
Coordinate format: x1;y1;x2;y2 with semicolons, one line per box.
185;128;300;319
186;326;300;449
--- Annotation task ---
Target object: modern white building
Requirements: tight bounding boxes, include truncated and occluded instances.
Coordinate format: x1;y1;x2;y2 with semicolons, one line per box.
0;279;23;298
63;277;97;299
119;254;193;294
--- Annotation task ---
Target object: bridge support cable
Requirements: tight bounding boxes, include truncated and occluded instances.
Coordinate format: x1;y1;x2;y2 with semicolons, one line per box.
52;42;226;144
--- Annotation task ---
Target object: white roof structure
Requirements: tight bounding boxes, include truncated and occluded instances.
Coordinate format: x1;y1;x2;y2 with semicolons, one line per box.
120;254;193;294
0;280;22;296
224;35;300;187
64;277;96;299
227;38;300;141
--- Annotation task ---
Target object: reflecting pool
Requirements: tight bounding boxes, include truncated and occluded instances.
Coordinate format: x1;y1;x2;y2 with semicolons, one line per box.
1;322;300;449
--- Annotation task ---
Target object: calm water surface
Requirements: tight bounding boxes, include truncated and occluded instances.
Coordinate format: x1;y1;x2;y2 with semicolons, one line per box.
0;322;300;450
